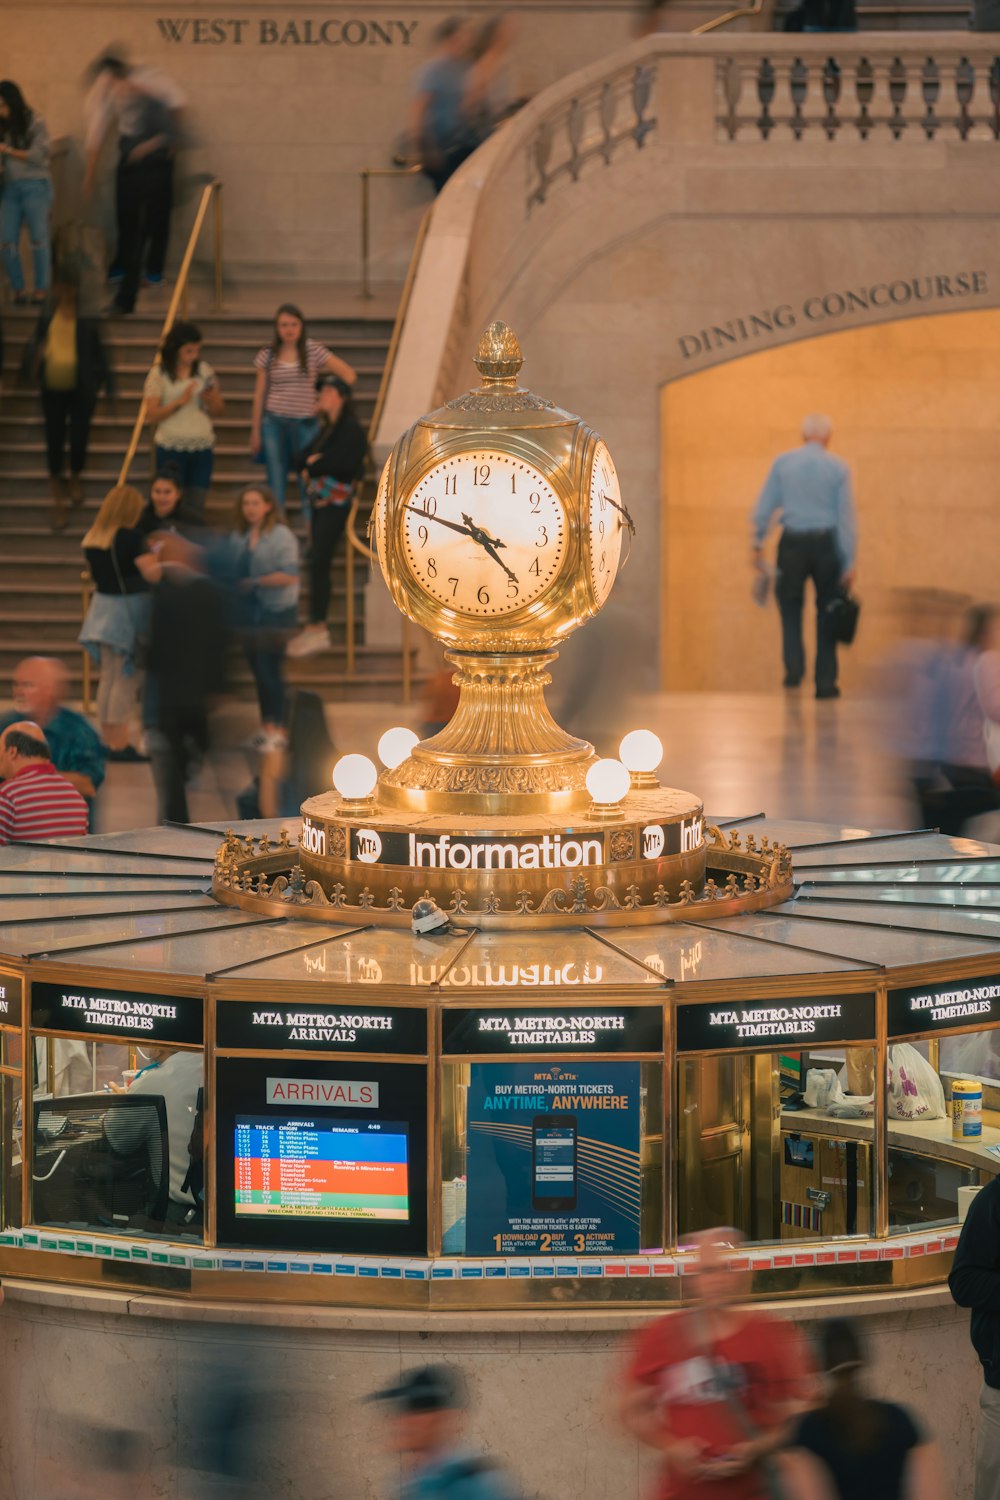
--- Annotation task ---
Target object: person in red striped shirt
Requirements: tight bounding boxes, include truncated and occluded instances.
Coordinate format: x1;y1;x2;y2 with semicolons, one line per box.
0;720;89;845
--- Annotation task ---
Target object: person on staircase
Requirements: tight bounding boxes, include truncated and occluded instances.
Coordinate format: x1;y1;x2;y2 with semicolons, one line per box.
249;305;356;527
287;372;367;658
224;484;300;754
143;320;223;520
79;485;162;761
0;80;53;306
137;468;200;541
19;262;113;529
83;54;185;317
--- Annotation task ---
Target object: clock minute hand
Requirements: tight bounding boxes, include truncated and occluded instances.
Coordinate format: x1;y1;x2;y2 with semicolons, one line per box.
602;492;636;537
406;506;476;540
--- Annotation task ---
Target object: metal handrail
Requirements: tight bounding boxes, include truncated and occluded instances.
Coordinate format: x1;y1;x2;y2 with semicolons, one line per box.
80;571;94;716
116;180;224;487
693;0;766;32
359;164;422;300
80;182;223;712
343;200;433;704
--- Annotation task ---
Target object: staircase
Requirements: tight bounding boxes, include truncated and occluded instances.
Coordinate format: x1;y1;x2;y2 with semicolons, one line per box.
0;305;409;702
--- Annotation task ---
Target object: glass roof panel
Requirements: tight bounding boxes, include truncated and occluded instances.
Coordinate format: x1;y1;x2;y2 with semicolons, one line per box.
777;898;1000;941
452;930;661;989
0;904;261;961
790;834;998;870
29;914;285;976
797;885;1000;911
721;911;1000;966
227;924;471;989
809;860;1000;886
608;922;865;984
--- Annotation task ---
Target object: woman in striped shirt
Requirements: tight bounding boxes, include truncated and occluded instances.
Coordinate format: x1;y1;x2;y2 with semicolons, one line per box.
250;304;356;526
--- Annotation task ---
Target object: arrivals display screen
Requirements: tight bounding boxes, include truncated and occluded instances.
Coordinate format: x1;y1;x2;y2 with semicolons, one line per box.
215;1056;427;1253
234;1117;410;1221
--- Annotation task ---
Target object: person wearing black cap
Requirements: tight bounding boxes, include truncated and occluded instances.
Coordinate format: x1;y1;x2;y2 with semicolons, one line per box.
287;371;367;658
369;1364;520;1500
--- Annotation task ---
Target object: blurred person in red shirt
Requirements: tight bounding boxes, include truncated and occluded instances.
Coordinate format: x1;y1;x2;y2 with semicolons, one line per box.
0;721;89;844
618;1228;816;1500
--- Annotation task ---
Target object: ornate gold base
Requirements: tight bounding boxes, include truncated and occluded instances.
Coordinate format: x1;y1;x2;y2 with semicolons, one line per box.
379;651;594;815
211;820;794;930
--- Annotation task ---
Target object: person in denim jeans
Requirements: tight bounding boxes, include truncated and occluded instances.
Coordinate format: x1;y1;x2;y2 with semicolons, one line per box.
250;304;356;529
0;81;52;304
225;485;300;752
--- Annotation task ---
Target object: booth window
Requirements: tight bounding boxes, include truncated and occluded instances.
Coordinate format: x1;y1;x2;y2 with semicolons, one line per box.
0;1031;21;1230
678;1046;876;1245
888;1029;1000;1233
441;1060;663;1257
30;1041;204;1242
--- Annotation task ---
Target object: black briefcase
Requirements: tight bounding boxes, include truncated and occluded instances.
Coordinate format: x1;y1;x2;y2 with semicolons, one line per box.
826;590;860;645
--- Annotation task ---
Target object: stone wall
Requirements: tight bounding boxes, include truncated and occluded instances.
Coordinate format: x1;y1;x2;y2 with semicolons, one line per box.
0;1280;982;1498
6;0;675;285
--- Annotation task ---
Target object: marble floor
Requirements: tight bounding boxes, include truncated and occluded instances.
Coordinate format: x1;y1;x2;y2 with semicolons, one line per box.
0;686;938;839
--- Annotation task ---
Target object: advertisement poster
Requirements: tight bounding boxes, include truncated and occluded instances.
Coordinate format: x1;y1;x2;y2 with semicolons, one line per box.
465;1061;642;1255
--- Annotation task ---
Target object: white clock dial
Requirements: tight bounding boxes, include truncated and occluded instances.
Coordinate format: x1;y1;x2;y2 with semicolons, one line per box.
588;441;624;608
402;452;566;618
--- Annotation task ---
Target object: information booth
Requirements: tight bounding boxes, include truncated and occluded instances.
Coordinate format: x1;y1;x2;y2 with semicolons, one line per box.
0;852;998;1306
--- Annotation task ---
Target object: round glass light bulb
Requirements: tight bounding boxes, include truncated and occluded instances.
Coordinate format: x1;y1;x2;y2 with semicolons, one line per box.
332;753;378;800
619;729;663;775
377;726;419;770
586;757;631;806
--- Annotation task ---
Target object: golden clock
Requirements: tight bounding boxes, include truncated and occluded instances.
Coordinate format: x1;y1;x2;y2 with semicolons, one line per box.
373;322;633;814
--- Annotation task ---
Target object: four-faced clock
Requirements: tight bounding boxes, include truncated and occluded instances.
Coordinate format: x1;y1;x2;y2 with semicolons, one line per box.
401;451;566;618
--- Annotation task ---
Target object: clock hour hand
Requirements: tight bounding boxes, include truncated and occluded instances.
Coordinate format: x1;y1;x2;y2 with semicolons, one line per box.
602;492;636;537
460;513;519;585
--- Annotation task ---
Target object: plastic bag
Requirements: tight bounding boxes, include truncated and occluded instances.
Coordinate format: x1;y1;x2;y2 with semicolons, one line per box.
804;1068;845;1110
888;1042;946;1120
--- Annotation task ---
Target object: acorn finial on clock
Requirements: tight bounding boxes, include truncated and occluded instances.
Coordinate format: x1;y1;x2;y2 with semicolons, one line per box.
474;321;523;382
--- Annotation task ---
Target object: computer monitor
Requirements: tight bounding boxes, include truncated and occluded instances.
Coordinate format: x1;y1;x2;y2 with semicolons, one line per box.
32;1092;169;1232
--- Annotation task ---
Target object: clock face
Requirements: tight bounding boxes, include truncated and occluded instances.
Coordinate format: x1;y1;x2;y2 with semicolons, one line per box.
588;441;624;608
401;451;566;618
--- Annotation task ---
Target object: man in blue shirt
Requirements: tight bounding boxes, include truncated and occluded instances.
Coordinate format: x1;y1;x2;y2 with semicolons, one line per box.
0;656;106;825
750;415;857;699
369;1365;520;1500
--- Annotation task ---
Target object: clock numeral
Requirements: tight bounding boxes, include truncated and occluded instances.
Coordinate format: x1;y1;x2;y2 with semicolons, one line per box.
529;492;541;514
511;472;517;494
529;557;541;577
447;576;459;597
598;492;608;512
444;475;457;496
506;578;519;598
536;525;548;547
426;557;438;578
417;524;429;547
473;464;491;487
598;519;605;540
598;551;607;574
477;586;490;605
422;497;438;516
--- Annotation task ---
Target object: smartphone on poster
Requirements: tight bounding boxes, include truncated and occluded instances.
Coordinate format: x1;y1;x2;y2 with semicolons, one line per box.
531;1112;577;1212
